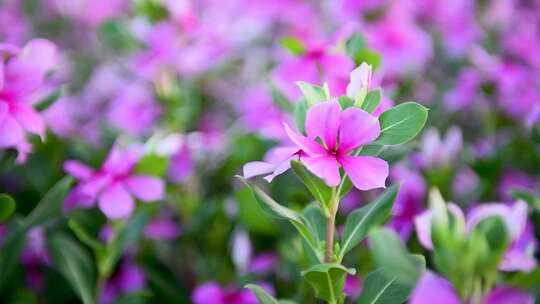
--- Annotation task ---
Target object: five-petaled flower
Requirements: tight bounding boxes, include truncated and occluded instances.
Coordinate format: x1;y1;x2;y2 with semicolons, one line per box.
284;100;388;190
64;144;165;219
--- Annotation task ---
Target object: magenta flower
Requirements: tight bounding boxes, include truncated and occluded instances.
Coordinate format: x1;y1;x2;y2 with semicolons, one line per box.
243;145;301;182
415;200;537;272
271;45;353;102
411;271;533;304
284;101;388;190
0;39;57;162
192;281;274;304
64;144;165;219
100;258;146;304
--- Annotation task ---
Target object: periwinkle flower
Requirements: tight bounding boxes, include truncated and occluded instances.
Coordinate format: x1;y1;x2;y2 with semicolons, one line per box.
411;271;532;304
415;200;537;272
0;39;58;162
192;281;274;304
100;259;146;304
64;144;165;219
284;101;388;190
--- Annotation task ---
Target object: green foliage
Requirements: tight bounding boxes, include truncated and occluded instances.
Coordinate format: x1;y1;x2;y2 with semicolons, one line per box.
245;284;280;304
340;185;399;260
369;228;425;285
357;268;413;304
296;82;329;106
0;194;16;223
361;89;381;113
35;85;66;112
281;36;306;55
291;160;333;214
238;176;322;261
133;154;170;177
301;263;356;303
374;102;428;145
48;234;95;304
294;99;308;133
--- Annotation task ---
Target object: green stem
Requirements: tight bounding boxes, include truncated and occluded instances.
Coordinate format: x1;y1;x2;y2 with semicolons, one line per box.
325;188;338;263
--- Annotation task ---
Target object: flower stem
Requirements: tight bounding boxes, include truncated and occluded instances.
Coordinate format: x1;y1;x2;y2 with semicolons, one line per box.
325;188;338;263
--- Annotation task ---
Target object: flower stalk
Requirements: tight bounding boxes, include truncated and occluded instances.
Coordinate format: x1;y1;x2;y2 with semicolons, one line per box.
325;187;338;263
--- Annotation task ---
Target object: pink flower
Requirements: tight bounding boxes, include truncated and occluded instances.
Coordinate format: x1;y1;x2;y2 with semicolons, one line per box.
0;39;57;162
192;281;273;304
415;201;537;272
284;101;388;190
64;144;165;219
271;45;353;102
243;145;301;182
411;271;533;304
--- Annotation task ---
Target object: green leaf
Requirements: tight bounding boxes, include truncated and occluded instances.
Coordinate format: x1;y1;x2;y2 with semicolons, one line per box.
340;185;399;259
35;85;66;112
369;228;424;285
24;177;73;228
302;263;356;302
114;290;153;304
362;89;381;113
294;99;308;133
281;36;306;55
303;205;326;244
135;0;169;23
357;268;412;304
509;189;540;212
291;160;333;213
270;83;295;113
98;20;142;52
245;284;280;304
357;49;381;70
237;176;322;261
296;82;328;106
48;234;95;304
99;209;150;277
2;177;73;247
68;219;105;252
471;216;509;272
0;194;16;223
133;154;169;177
374;102;428;145
346;34;366;64
339;96;355;109
0;218;26;289
235;187;277;234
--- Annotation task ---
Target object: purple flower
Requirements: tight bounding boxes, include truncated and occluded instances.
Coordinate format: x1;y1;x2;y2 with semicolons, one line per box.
192;281;274;304
243;145;301;182
271;44;353;102
497;169;535;202
415;200;537;272
64;144;165;219
100;259;146;304
0;39;58;162
388;163;426;240
107;83;161;136
413;127;462;169
411;271;533;304
284;101;388;190
144;217;181;241
343;275;362;299
248;253;277;275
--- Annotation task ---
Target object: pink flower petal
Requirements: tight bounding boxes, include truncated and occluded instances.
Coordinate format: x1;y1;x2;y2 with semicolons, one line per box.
243;161;276;179
20;39;57;76
0;115;24;148
484;287;534;304
11;102;45;138
339;107;380;153
302;155;341;187
346;63;372;101
283;123;326;156
125;176;164;202
64;160;95;180
410;272;461;304
414;209;434;250
0;102;8;125
339;156;388;191
305;101;341;151
98;183;134;219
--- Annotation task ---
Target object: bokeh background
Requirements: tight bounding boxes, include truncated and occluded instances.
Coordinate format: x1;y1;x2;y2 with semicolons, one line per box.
0;0;539;303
